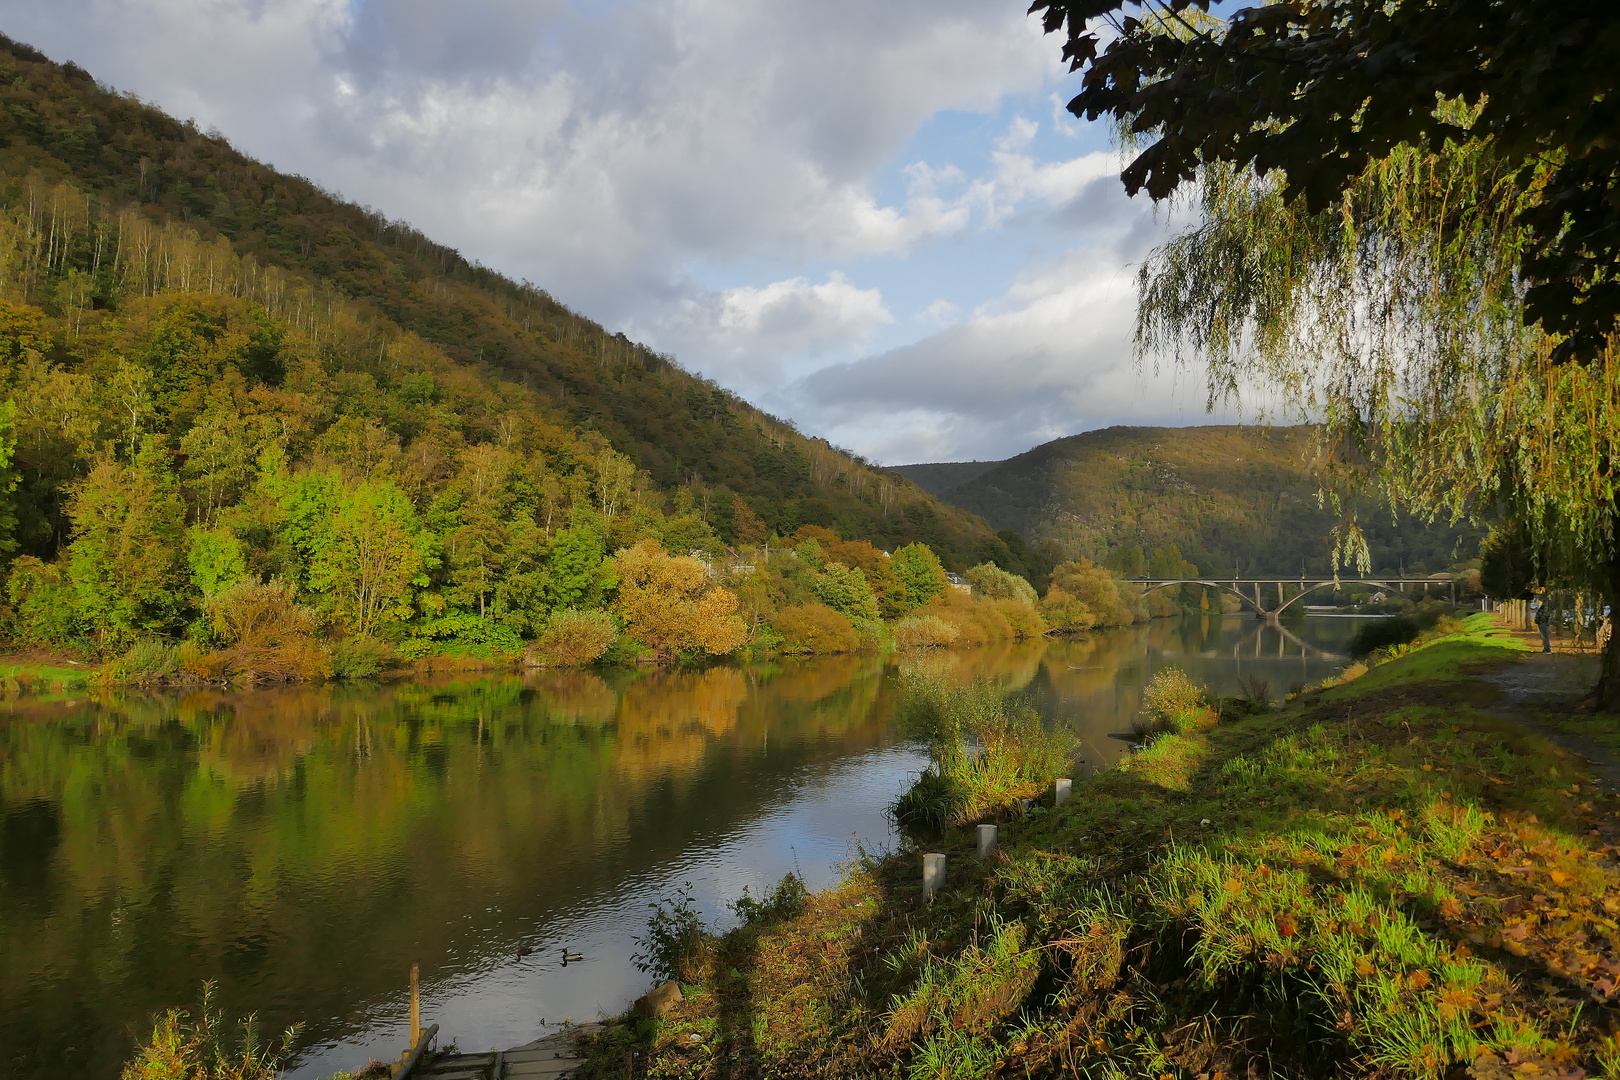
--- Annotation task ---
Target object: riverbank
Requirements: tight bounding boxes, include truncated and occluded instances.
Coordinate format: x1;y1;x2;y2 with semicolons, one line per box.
585;614;1620;1079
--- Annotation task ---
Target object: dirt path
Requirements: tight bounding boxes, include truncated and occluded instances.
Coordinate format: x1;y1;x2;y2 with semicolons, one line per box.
1479;652;1620;789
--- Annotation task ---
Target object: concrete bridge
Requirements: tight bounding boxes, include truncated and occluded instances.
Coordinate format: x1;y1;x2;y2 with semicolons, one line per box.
1125;576;1456;620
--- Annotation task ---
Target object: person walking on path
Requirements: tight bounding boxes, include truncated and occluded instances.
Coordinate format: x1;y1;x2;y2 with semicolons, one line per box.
1535;593;1553;653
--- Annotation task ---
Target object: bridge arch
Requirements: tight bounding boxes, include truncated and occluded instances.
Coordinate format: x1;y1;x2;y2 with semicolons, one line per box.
1270;579;1425;617
1137;579;1267;615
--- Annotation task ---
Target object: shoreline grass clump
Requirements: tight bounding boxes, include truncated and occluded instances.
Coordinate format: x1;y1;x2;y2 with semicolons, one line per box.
890;671;1076;833
1133;665;1215;740
122;982;305;1080
589;613;1620;1080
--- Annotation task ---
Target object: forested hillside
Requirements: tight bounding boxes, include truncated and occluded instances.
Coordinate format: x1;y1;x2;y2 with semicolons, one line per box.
0;34;991;559
902;425;1477;578
0;34;1036;672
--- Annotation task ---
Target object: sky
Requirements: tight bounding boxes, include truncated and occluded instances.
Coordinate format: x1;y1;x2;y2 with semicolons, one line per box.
0;0;1230;464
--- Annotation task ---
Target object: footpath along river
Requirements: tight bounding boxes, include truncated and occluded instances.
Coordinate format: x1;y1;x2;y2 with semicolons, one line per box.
0;614;1358;1080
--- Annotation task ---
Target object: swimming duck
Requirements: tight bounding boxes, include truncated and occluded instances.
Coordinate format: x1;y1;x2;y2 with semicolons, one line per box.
561;949;584;966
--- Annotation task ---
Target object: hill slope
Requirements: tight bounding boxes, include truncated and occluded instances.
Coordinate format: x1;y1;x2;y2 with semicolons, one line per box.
905;425;1475;577
891;460;1002;496
0;34;992;562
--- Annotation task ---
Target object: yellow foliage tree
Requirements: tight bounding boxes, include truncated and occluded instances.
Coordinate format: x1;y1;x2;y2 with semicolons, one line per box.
611;539;748;662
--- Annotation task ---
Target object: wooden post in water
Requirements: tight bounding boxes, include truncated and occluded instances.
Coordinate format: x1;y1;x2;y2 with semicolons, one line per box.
409;964;421;1050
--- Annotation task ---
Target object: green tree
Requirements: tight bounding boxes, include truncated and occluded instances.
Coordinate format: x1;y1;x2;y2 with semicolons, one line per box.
891;542;947;611
541;518;612;612
307;480;434;637
187;524;248;598
1034;0;1618;360
963;563;1037;607
812;562;881;624
65;438;189;647
442;443;517;620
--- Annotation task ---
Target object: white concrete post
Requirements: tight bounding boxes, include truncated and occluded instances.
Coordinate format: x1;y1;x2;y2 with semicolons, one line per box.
1054;778;1072;807
977;824;997;860
922;853;946;901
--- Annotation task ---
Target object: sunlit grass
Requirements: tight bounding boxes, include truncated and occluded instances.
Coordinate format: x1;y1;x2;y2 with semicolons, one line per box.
593;620;1620;1080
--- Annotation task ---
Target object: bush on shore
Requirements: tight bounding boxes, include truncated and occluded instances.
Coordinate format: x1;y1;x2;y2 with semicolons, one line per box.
770;602;860;655
529;607;619;667
891;671;1076;831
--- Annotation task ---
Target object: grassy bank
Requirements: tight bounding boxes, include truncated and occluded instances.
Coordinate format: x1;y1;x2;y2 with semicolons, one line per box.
587;614;1620;1079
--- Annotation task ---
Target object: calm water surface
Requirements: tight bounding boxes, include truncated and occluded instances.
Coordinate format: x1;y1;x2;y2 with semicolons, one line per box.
0;615;1356;1079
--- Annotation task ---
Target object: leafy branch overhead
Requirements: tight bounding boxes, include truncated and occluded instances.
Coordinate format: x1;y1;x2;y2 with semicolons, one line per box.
1030;0;1620;363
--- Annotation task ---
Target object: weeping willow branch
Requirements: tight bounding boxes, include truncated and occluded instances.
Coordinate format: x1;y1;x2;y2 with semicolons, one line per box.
1134;123;1620;589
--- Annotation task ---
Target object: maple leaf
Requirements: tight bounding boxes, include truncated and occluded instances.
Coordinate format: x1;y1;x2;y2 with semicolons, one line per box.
1439;897;1463;919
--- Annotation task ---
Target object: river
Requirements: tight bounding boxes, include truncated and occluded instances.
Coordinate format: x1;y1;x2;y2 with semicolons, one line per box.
0;614;1358;1079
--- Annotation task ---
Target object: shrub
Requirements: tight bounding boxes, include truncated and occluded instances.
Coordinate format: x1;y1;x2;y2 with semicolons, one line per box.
1348;616;1421;658
729;873;809;928
1040;586;1096;633
209;578;330;682
6;556;80;648
893;613;960;648
176;640;234;681
122;638;180;683
1141;667;1210;736
531;608;618;666
1240;674;1273;712
893;672;1078;829
770;602;859;655
964;563;1038;606
1046;560;1147;628
891;768;968;834
995;597;1047;639
121;981;300;1080
328;637;395;681
632;882;706;983
612;539;748;661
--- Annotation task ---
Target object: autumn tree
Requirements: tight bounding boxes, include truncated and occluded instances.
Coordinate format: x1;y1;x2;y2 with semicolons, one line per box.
731;493;768;547
611;539;748;662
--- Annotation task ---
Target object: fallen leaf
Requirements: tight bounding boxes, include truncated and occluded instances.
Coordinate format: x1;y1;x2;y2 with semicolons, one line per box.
1550;870;1576;887
1439;897;1463;919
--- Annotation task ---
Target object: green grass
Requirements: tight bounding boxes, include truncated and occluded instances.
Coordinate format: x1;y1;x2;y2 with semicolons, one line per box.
0;659;93;695
586;623;1620;1080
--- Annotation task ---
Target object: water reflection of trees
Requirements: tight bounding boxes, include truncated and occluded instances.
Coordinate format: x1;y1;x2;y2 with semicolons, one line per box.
0;660;908;1080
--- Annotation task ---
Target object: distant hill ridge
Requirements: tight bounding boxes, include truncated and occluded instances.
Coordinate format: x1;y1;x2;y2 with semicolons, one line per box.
897;425;1475;578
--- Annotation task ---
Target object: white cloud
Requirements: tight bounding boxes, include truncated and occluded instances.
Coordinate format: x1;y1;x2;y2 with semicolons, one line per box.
916;299;959;327
643;271;892;389
798;238;1224;463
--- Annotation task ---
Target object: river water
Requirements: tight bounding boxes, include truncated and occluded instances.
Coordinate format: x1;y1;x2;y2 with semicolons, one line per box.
0;615;1357;1079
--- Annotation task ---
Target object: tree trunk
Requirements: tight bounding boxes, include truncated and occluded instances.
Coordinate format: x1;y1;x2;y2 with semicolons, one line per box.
1600;551;1620;712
